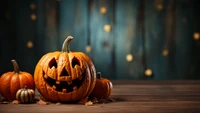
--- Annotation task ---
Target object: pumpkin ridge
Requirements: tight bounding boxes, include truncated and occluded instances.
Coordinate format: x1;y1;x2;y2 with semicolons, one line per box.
19;72;29;88
39;71;51;100
10;74;20;100
17;89;22;102
76;63;92;99
79;53;96;96
27;90;30;102
23;72;35;89
8;74;13;100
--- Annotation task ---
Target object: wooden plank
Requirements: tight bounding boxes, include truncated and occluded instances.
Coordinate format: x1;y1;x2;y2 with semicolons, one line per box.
175;0;200;79
115;0;142;79
14;0;38;75
89;0;115;79
43;0;59;52
35;0;45;57
191;0;200;79
144;0;170;80
59;0;75;47
164;0;177;79
0;0;16;74
1;80;200;113
59;0;88;52
70;0;89;53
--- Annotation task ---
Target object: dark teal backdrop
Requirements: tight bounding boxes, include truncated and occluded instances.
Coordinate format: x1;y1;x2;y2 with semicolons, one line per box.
0;0;200;80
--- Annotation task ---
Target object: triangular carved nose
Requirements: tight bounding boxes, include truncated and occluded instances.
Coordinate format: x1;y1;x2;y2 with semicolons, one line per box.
60;69;69;76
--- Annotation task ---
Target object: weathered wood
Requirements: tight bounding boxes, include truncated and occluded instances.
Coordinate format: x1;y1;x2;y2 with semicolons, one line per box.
174;0;193;79
14;0;38;74
191;0;200;79
0;80;200;113
0;0;16;74
1;0;200;80
59;0;76;47
89;0;116;79
65;0;89;53
115;0;143;80
43;0;59;52
144;0;169;80
35;0;45;57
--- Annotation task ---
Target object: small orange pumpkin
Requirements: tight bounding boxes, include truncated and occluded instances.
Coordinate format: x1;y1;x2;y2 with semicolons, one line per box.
90;72;113;99
0;60;35;100
34;36;96;102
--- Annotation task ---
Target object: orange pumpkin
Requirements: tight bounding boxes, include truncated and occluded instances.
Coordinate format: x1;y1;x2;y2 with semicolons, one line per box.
90;72;113;99
34;36;96;103
0;60;35;100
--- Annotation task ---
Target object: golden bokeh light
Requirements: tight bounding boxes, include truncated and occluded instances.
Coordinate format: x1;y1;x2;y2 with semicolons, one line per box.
162;49;169;56
86;45;91;53
100;7;107;14
104;24;111;32
30;14;37;20
145;69;152;77
27;41;33;48
30;3;36;10
156;3;163;11
194;32;200;40
126;54;133;62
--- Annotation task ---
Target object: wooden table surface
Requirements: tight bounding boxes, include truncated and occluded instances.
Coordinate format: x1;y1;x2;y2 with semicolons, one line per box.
0;80;200;113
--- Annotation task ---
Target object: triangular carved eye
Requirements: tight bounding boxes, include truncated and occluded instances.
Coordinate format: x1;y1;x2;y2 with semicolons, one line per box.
72;57;80;68
49;58;57;68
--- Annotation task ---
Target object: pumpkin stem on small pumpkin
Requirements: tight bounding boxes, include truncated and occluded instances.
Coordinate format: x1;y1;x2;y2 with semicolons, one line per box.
24;86;27;90
62;36;73;53
11;59;20;74
97;72;102;80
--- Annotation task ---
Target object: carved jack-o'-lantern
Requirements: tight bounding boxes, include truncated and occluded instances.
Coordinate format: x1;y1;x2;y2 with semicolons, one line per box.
34;36;96;103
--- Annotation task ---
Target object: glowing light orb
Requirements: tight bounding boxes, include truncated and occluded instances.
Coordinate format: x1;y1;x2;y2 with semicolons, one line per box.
27;41;33;48
104;25;111;32
145;69;152;77
126;54;133;62
86;45;91;53
100;7;107;14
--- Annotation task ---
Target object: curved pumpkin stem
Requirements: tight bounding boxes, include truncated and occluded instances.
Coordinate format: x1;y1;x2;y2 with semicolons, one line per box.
11;59;20;74
24;86;27;90
97;72;102;80
62;36;73;53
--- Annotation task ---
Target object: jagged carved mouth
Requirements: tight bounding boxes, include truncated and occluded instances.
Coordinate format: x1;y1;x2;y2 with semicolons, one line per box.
43;71;85;93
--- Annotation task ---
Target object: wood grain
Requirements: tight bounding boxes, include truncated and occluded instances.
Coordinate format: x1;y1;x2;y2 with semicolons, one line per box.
0;80;199;113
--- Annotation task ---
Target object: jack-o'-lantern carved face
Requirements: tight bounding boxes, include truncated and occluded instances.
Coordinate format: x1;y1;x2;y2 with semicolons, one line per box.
34;36;96;103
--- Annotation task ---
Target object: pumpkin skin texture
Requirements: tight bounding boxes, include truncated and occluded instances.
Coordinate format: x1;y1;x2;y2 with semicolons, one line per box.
16;86;35;103
34;36;96;103
90;72;113;99
0;60;35;101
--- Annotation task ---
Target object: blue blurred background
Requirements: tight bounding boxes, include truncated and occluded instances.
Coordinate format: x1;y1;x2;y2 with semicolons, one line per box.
0;0;200;80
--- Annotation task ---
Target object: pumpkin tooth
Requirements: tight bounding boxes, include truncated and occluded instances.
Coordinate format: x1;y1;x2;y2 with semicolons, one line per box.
73;86;77;91
68;76;72;81
56;81;60;84
62;89;67;93
44;74;49;79
67;81;72;85
52;85;56;90
78;75;82;80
